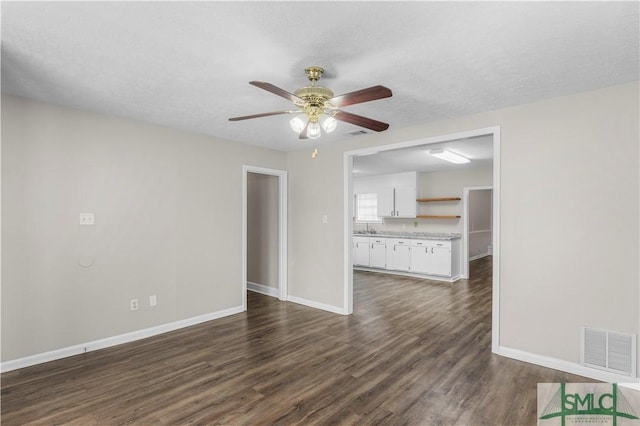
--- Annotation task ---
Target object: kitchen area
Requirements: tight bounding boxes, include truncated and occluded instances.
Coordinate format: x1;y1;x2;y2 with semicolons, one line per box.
352;136;493;283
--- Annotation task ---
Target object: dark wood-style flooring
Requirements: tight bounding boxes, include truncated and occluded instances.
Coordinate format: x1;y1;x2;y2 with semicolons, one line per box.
2;257;591;425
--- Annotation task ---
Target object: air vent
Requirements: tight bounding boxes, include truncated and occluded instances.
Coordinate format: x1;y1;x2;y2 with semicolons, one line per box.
346;130;368;136
581;327;636;376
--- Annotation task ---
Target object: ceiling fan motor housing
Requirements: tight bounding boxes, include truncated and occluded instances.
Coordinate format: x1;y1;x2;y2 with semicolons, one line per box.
295;77;335;120
294;66;336;121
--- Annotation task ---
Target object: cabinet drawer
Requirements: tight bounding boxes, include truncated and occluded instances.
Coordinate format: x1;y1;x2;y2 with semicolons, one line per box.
353;236;370;245
388;238;411;247
424;240;451;249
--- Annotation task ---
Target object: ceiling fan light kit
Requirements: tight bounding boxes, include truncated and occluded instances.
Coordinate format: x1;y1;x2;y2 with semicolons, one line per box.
229;66;392;141
320;115;337;133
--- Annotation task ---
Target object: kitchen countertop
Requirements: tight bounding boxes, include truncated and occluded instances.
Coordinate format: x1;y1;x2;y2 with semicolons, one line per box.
353;231;461;240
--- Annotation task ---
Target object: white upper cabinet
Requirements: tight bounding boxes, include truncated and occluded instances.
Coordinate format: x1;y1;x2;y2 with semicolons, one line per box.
377;187;395;218
367;171;417;219
393;186;417;218
354;171;418;220
377;185;416;218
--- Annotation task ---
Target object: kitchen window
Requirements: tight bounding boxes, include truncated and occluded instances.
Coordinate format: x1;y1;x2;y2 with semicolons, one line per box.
356;193;382;223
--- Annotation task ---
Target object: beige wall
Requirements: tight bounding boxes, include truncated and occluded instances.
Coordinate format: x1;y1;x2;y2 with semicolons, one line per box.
287;82;639;369
1;94;286;361
418;166;493;234
247;173;279;289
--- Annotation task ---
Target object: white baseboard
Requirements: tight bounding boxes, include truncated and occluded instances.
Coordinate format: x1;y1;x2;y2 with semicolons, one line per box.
469;252;491;261
1;305;245;373
287;295;347;315
353;267;461;283
497;345;639;384
247;281;279;298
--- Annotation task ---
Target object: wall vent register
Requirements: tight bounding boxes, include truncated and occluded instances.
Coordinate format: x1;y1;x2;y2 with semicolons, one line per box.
581;327;636;377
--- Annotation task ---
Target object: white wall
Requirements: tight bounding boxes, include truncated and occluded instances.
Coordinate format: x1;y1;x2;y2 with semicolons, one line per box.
1;94;286;362
247;173;279;289
286;82;639;372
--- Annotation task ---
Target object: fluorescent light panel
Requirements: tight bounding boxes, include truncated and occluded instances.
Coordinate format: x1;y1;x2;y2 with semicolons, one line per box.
428;148;470;164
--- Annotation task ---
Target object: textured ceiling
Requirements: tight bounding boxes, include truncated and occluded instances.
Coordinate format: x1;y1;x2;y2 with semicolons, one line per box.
2;2;638;152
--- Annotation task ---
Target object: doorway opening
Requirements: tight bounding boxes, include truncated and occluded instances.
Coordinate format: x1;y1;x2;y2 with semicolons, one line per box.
463;186;493;279
242;166;288;311
343;126;501;352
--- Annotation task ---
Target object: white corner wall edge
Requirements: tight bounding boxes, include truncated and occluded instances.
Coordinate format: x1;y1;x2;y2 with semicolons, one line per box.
497;346;640;385
247;282;280;298
1;305;244;373
287;295;347;315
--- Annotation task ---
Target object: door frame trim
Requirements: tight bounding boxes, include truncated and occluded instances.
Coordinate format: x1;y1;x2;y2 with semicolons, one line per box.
242;165;288;310
343;126;501;353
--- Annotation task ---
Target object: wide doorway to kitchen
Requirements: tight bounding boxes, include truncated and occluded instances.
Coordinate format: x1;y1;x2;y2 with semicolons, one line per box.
343;126;500;352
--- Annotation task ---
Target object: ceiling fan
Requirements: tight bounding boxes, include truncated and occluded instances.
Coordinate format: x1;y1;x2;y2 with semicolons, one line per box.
229;66;392;140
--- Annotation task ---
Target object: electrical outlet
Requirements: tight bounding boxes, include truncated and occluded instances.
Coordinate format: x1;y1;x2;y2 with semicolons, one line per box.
149;295;157;307
130;299;139;311
79;212;95;225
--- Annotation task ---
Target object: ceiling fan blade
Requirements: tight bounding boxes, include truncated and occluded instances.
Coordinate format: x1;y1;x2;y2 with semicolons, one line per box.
228;110;298;121
334;110;389;132
250;81;304;104
329;85;392;107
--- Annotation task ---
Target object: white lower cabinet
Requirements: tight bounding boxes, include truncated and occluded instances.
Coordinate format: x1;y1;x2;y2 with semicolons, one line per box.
353;237;370;266
370;238;387;268
428;242;452;277
411;240;452;276
388;239;411;272
409;240;430;274
354;235;461;282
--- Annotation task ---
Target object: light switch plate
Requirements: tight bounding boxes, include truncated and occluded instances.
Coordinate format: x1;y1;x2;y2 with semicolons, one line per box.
79;213;95;225
322;215;328;224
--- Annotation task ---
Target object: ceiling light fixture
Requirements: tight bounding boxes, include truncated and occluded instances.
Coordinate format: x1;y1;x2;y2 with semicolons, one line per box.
289;113;336;139
307;121;322;139
289;116;305;133
230;66;392;141
428;148;471;164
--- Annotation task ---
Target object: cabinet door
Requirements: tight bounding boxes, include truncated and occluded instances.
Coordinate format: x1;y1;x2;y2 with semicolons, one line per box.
394;186;416;218
427;246;451;277
353;238;370;266
391;243;411;271
410;241;429;273
376;187;395;218
370;241;386;268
